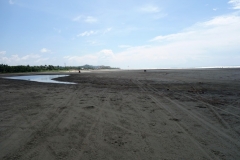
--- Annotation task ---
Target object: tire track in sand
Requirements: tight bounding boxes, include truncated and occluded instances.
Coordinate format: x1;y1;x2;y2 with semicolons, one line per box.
132;79;217;160
148;79;240;143
137;79;240;159
73;89;108;160
2;84;80;160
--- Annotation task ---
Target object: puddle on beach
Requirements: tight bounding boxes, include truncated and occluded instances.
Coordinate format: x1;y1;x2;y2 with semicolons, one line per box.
4;75;76;84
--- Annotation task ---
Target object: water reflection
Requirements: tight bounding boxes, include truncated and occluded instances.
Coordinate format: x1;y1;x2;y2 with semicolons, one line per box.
4;75;76;84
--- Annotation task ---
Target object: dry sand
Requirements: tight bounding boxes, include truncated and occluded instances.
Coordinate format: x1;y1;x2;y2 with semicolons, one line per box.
0;69;240;160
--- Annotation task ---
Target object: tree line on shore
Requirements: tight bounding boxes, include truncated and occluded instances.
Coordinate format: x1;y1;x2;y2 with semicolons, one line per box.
0;64;119;73
0;64;68;73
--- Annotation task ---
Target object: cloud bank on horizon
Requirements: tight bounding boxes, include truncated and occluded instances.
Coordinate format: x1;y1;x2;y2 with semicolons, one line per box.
0;0;240;69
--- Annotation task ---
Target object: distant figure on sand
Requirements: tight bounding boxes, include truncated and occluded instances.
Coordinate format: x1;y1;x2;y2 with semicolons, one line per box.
79;70;81;73
144;70;146;72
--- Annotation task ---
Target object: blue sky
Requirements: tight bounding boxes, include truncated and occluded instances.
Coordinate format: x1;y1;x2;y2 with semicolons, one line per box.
0;0;240;69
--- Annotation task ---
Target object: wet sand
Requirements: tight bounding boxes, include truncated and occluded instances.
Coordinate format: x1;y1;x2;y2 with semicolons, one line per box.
0;69;240;159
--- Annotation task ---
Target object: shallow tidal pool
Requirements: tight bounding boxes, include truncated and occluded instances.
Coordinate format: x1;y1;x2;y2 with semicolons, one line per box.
4;75;76;84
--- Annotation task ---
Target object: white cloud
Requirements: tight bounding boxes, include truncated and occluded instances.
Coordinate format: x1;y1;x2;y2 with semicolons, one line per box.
213;8;218;11
53;28;61;33
35;58;49;63
21;54;40;60
77;30;97;37
77;28;111;37
200;14;240;26
228;0;240;9
0;54;48;65
87;40;98;45
118;45;131;48
73;15;98;23
150;31;195;42
140;5;160;13
64;13;240;68
64;55;99;65
136;14;240;68
85;16;98;23
0;51;6;55
64;49;115;66
72;15;82;21
139;5;166;19
40;48;51;53
103;28;112;34
9;0;14;5
151;14;240;44
98;49;114;59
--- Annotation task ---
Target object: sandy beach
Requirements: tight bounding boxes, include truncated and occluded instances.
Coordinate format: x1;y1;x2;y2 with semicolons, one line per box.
0;69;240;159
